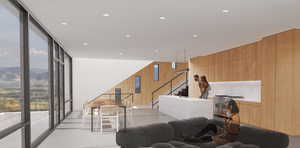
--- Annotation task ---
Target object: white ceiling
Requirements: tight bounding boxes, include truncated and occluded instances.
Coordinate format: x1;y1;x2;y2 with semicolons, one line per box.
20;0;300;62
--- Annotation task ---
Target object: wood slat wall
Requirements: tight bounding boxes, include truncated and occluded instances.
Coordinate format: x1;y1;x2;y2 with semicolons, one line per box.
294;30;300;134
189;29;300;135
105;62;188;105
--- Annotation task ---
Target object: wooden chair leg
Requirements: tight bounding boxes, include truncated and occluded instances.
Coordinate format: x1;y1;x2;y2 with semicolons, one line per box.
100;116;103;134
116;117;119;132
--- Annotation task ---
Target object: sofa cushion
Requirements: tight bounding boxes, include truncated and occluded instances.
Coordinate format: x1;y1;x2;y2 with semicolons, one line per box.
216;142;260;148
168;117;209;139
208;119;289;148
152;143;176;148
116;123;174;148
237;126;289;148
169;141;200;148
191;142;219;148
152;141;199;148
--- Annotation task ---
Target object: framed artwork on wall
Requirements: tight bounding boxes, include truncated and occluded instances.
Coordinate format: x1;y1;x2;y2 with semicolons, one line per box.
135;76;141;93
154;64;159;81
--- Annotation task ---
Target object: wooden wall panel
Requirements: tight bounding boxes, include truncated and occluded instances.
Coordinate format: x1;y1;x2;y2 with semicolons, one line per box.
260;35;276;130
255;42;263;80
222;50;232;81
215;52;224;81
189;29;300;135
208;55;217;81
275;30;294;133
293;29;300;134
230;48;242;81
237;101;262;127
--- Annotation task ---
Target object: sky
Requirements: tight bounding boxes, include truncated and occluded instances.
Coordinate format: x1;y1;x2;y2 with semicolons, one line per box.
0;1;49;69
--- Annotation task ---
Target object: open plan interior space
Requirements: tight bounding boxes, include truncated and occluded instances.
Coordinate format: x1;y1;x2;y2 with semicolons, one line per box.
1;0;300;148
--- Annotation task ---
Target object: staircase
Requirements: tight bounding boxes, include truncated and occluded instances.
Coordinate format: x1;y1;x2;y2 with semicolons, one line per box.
174;86;189;97
151;71;188;109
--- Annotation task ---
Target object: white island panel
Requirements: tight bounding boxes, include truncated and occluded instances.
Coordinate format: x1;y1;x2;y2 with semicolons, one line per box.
159;95;213;120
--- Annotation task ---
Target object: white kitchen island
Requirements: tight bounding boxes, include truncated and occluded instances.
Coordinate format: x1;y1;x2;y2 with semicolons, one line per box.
159;95;214;120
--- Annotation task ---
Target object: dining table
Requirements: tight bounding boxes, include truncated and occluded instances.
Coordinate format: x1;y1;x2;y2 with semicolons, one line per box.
86;99;127;132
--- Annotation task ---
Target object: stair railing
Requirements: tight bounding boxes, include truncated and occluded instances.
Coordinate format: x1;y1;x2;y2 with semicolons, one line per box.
167;80;188;95
151;71;188;109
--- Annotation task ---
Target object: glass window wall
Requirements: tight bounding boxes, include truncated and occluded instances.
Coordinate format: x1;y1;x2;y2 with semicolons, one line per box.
0;0;22;132
29;20;50;141
0;1;73;147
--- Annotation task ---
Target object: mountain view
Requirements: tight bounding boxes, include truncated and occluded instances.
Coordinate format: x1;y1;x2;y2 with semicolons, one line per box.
0;67;48;82
0;67;49;112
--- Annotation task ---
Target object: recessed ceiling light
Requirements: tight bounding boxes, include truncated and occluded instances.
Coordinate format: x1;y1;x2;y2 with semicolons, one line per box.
193;34;199;38
119;52;124;55
154;49;159;53
61;22;68;25
125;34;132;38
102;13;110;17
159;16;166;20
222;9;230;13
83;42;88;46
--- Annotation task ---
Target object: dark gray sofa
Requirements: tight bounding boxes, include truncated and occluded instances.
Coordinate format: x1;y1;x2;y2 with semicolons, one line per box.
116;117;289;148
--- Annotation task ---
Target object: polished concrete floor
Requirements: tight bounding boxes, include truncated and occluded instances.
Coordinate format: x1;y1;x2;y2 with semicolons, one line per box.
38;108;176;148
38;109;300;148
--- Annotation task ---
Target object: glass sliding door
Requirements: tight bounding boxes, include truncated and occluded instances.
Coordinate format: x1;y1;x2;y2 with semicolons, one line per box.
59;48;64;121
0;0;22;132
29;20;50;141
59;63;64;121
64;54;71;115
53;43;60;126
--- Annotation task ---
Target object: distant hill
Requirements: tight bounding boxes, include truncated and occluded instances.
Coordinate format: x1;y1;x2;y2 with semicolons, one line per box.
0;67;48;81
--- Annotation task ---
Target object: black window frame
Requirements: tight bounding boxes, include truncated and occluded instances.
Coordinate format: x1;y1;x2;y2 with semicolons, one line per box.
0;1;73;148
64;54;72;116
28;15;52;143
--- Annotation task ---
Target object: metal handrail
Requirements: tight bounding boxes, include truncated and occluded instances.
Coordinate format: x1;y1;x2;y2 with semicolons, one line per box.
152;72;185;94
151;80;188;109
122;93;134;105
167;80;188;95
151;72;188;109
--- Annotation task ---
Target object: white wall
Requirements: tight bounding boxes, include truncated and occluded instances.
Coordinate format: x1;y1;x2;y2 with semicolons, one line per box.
73;58;152;111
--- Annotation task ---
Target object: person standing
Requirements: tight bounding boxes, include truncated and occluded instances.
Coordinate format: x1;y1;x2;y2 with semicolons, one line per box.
194;75;210;99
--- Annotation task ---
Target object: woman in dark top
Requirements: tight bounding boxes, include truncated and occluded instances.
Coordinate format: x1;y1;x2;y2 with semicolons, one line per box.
185;99;240;145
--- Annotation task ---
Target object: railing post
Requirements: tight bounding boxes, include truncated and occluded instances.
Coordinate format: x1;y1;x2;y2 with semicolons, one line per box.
123;106;127;130
152;93;154;109
185;72;187;82
131;94;134;104
170;81;173;95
